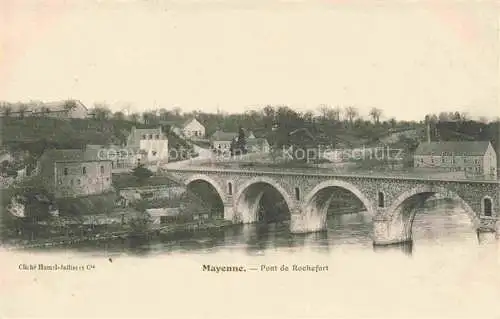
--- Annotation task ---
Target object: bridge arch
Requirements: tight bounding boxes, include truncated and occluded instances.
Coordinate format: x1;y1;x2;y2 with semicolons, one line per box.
302;179;375;216
386;185;480;241
234;176;295;223
184;173;227;204
294;180;375;233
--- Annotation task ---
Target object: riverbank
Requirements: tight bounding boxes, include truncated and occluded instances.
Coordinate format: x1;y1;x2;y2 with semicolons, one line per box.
1;219;234;250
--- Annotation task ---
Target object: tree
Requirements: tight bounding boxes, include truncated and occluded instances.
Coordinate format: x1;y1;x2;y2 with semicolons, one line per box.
172;107;182;117
318;104;341;122
369;107;383;124
129;113;140;123
142;111;158;125
132;165;153;182
159;108;170;121
1;105;12;117
41;107;51;117
112;111;126;121
236;126;247;154
332;106;342;121
344;106;358;125
92;103;112;120
63;100;77;111
438;112;450;122
389;117;397;129
17;104;28;119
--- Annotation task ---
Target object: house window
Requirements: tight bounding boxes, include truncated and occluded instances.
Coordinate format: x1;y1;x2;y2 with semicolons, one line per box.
295;187;300;200
160;216;169;224
82;167;86;175
152;151;157;156
142;135;147;139
100;165;104;174
378;192;385;208
77;179;81;185
441;157;445;163
156;134;159;139
149;134;153;139
483;197;492;217
106;177;110;182
228;182;233;195
64;168;68;175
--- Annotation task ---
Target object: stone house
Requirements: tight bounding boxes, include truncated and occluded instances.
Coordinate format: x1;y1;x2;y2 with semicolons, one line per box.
37;149;113;198
126;126;169;165
182;118;206;138
414;141;497;178
86;144;137;171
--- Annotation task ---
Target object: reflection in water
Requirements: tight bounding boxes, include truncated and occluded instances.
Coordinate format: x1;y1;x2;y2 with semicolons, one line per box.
27;199;485;259
372;241;413;256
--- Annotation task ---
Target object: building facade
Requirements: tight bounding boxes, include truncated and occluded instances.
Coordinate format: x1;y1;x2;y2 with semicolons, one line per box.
414;141;497;178
126;126;169;165
37;149;113;198
182;118;205;138
210;129;257;152
86;144;138;171
246;138;270;153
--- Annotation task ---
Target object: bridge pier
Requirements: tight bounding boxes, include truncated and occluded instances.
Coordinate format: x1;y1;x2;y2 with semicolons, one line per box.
289;208;327;234
223;204;236;223
477;217;499;244
372;215;411;246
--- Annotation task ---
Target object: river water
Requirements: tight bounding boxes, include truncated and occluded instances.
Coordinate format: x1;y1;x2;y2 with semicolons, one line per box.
2;200;500;318
49;199;482;257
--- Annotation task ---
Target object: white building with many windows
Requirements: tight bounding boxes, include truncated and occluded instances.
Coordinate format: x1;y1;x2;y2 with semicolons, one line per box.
126;126;169;165
414;141;497;178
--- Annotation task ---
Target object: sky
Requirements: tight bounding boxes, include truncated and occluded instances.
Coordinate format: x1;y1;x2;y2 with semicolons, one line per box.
1;0;499;121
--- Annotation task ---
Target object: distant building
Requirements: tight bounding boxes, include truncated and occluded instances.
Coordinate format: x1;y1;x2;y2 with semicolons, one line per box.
160;120;183;136
37;149;113;198
0;100;88;119
210;129;256;152
246;138;270;154
126;126;169;165
211;130;238;151
146;207;181;224
86;144;138;171
414;141;497;178
182;118;205;139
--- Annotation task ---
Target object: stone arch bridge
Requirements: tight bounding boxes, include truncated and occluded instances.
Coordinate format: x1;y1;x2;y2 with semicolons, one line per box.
164;166;500;245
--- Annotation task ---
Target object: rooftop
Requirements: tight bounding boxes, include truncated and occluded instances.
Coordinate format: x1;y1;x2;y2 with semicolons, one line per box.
414;141;492;156
0;100;87;113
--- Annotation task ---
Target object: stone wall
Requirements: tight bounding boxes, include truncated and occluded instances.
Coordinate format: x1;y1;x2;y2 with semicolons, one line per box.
166;168;500;236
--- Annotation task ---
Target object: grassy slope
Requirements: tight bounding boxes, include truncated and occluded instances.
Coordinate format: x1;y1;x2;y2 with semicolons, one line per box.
1;117;192;158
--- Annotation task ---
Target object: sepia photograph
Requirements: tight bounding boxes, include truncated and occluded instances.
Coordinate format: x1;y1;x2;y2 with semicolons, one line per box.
1;0;500;318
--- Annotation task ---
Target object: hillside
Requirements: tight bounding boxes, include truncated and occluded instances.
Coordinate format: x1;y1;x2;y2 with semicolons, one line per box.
0;117;192;160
